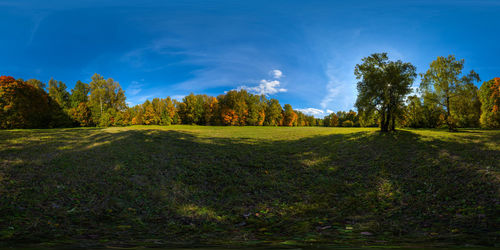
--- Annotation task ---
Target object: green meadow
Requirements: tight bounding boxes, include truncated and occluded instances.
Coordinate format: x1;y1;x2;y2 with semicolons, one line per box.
0;126;499;248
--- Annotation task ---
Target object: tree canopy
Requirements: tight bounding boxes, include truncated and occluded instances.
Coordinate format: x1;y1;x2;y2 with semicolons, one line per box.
420;55;480;131
355;53;416;132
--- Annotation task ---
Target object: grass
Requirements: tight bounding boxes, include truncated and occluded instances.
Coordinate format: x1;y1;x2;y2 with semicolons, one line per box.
0;125;499;248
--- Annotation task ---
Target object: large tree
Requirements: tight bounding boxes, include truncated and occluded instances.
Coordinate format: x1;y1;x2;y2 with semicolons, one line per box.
89;73;126;126
178;93;204;125
452;83;481;127
48;77;70;109
479;77;500;128
26;79;45;90
0;76;71;128
70;80;90;108
420;55;480;131
355;53;416;132
264;98;283;126
282;104;297;126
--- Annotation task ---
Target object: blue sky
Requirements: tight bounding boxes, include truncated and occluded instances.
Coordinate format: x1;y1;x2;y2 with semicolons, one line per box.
1;0;499;117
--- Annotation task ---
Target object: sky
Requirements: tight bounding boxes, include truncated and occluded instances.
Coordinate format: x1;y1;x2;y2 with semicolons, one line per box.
1;0;499;117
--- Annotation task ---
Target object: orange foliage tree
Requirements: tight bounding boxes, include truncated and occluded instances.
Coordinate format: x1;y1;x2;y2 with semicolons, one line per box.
479;77;500;128
0;76;71;129
68;102;93;127
492;78;500;113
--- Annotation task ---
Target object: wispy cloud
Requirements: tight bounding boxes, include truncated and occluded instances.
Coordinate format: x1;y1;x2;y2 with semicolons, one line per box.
27;13;47;46
320;62;357;111
126;94;154;106
126;80;143;96
125;80;150;106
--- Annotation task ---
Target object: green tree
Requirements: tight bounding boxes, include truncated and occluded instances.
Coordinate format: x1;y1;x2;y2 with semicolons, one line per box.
420;55;480;131
421;92;446;128
48;77;70;109
70;80;90;108
264;98;282;126
355;53;416;132
89;73;126;126
26;79;45;90
405;95;424;128
89;74;107;119
178;93;204;125
246;94;265;126
451;83;481;127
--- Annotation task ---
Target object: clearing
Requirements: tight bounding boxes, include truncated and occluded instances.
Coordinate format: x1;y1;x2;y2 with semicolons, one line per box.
0;126;499;247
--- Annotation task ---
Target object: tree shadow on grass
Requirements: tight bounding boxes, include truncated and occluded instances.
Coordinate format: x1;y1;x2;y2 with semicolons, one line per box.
0;128;498;247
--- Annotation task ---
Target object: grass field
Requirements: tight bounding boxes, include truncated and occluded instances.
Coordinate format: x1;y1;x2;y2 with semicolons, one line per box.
0;126;499;248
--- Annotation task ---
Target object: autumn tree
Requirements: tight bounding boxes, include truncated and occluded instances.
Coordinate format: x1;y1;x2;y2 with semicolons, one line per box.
282;104;298;126
0;76;71;128
337;110;359;127
142;100;157;125
164;97;178;125
478;78;500;128
420;55;480;131
202;96;219;125
68;102;93;126
323;112;339;127
217;90;252;126
355;53;416;132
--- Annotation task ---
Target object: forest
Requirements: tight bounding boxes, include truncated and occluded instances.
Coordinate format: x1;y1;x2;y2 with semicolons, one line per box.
1;54;499;131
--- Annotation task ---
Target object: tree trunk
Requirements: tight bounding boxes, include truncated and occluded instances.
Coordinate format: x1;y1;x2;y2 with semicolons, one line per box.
100;96;103;117
391;113;396;131
380;108;388;132
445;96;456;131
385;109;391;132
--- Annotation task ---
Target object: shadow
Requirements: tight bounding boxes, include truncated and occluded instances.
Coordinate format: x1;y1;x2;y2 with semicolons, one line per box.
0;127;499;247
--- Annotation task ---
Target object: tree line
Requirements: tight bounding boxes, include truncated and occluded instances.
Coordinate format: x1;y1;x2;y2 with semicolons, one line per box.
354;53;499;131
0;74;319;129
0;54;499;130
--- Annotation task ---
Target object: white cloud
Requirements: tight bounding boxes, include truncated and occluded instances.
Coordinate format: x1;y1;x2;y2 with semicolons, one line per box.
237;79;287;96
126;81;143;96
295;108;325;117
294;108;337;118
270;69;283;79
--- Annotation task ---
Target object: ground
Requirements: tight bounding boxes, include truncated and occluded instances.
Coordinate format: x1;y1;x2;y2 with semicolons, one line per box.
0;126;499;248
